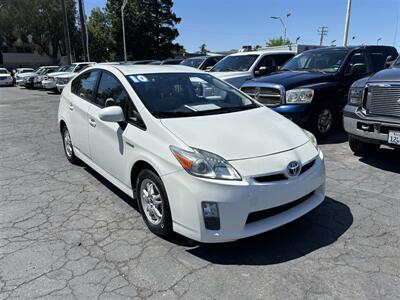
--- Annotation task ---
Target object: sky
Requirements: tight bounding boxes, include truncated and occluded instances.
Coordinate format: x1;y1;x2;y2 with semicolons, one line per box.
84;0;400;53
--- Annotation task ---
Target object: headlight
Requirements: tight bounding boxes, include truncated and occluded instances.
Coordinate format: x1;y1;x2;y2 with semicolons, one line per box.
303;129;318;150
170;146;241;180
286;88;314;104
348;87;364;106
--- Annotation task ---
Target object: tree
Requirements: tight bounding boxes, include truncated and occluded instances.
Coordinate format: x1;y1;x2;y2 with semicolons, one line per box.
198;43;208;54
105;0;183;60
253;45;262;50
266;37;291;47
87;7;114;62
0;0;79;63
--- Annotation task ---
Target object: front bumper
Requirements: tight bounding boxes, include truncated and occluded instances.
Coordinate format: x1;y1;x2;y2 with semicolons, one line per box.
0;79;13;86
343;105;400;146
56;84;65;93
42;80;56;89
162;143;325;243
272;104;311;125
16;79;25;86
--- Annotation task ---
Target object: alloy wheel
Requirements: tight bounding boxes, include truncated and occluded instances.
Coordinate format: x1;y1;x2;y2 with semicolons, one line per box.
140;179;163;225
63;129;73;158
317;108;333;134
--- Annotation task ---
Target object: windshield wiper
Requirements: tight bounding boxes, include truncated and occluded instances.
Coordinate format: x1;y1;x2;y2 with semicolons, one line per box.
153;105;259;118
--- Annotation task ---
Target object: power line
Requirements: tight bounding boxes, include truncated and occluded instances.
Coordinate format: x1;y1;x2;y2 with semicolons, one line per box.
318;26;328;46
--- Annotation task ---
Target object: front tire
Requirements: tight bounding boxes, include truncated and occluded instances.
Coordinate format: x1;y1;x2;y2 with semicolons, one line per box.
136;169;172;237
308;102;336;139
62;126;79;164
348;135;380;156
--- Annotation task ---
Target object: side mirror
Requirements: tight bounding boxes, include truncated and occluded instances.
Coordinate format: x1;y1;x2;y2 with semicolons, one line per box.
385;55;396;68
255;66;269;76
105;97;116;107
98;106;125;123
205;66;213;72
349;63;366;75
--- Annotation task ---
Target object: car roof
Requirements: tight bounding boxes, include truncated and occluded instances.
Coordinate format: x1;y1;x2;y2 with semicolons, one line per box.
96;64;205;75
229;50;296;56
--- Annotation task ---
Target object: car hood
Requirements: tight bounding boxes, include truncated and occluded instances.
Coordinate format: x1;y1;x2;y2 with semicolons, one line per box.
250;71;334;89
367;67;400;82
46;71;70;77
0;74;11;78
17;72;37;78
160;107;309;160
211;71;249;79
57;72;75;79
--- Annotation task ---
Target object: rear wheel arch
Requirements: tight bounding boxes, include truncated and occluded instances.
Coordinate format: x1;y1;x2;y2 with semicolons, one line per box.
59;120;67;136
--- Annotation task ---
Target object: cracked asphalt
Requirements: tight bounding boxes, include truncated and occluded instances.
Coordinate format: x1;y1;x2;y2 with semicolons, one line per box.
0;86;399;299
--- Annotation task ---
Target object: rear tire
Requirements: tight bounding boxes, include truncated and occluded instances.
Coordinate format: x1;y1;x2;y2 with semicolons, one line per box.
136;169;173;237
348;135;380;156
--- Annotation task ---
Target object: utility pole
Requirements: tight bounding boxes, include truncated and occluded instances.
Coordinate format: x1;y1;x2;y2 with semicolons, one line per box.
121;0;128;62
60;0;72;64
318;26;328;46
343;0;352;47
78;0;88;61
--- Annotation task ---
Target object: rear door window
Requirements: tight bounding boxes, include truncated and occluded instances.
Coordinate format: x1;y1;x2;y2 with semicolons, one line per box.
71;70;99;101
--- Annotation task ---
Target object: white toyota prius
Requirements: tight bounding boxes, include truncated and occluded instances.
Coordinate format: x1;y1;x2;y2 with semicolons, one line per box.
58;64;326;243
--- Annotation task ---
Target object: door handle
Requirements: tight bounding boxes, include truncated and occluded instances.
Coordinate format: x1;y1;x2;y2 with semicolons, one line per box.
68;104;74;111
88;118;96;128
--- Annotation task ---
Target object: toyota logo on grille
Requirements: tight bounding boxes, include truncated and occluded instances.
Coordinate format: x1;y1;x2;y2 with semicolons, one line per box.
287;161;301;177
397;98;400;105
254;87;261;99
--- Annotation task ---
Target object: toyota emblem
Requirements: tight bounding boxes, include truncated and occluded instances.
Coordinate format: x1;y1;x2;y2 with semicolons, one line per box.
287;161;301;177
397;98;400;105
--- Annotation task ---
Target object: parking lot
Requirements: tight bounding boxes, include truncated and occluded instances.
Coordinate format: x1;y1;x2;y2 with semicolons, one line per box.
0;86;399;299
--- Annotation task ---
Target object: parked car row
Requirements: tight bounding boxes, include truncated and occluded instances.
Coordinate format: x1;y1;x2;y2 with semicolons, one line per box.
4;45;399;144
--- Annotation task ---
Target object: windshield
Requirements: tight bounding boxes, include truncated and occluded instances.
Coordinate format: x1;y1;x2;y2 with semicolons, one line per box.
0;70;8;74
63;64;76;73
180;58;204;68
210;55;259;72
282;49;349;73
127;73;259;118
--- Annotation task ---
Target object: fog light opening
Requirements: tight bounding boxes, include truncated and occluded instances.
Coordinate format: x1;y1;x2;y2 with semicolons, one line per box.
202;202;220;230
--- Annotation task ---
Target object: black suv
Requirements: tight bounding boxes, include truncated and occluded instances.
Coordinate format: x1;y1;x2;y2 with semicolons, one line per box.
241;46;398;137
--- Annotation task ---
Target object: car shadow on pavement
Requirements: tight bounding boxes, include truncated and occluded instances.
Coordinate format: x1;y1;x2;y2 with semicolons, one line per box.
186;197;353;265
358;148;400;173
84;167;140;211
318;130;348;145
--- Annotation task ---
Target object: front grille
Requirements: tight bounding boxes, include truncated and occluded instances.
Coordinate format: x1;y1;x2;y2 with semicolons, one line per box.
241;86;282;107
367;84;400;118
246;191;315;224
254;159;315;183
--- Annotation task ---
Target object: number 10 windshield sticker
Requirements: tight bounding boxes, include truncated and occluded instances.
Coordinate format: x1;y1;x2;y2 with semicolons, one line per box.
130;75;149;83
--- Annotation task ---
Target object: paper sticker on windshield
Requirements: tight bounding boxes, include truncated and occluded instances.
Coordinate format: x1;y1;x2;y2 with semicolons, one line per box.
129;75;149;83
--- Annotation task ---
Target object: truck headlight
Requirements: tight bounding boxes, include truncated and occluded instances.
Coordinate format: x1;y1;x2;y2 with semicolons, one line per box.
170;146;242;181
348;87;364;106
286;88;314;104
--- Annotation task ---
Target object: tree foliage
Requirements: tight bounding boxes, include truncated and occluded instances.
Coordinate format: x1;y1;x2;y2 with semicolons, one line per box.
0;0;79;62
105;0;183;60
87;8;113;62
198;43;208;54
266;37;292;47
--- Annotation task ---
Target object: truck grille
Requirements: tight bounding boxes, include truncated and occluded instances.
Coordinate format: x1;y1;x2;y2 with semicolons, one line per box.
367;84;400;118
241;86;282;107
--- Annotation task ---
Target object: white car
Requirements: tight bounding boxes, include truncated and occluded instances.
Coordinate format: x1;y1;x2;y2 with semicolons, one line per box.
43;62;95;91
15;68;37;86
58;64;325;243
55;73;76;93
0;68;13;87
210;50;295;87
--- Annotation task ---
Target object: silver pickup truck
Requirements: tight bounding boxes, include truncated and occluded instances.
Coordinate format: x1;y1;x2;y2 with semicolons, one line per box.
343;57;400;155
